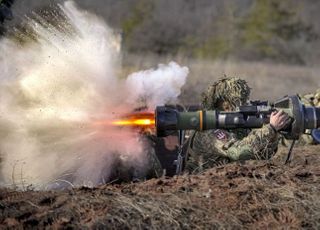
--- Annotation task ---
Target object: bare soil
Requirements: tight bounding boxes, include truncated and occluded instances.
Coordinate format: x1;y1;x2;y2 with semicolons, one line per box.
0;145;319;229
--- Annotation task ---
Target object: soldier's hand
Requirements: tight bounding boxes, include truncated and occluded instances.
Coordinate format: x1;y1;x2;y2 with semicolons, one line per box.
270;110;291;131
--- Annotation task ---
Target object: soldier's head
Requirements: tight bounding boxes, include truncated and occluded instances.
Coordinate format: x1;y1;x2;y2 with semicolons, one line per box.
201;77;251;111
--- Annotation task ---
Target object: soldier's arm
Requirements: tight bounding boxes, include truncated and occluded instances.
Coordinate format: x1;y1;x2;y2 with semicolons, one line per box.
225;124;278;161
189;110;290;163
226;110;290;161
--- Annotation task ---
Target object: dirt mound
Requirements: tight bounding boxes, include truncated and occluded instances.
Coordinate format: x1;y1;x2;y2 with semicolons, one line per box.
1;146;320;229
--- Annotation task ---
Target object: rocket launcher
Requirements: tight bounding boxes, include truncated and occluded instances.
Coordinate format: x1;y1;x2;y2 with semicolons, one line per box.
155;95;320;143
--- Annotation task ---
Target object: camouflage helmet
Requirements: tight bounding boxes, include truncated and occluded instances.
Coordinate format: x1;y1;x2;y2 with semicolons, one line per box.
201;77;251;110
299;93;314;106
313;89;320;106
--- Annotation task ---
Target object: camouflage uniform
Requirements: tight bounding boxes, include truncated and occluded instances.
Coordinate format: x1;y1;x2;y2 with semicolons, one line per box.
316;89;320;107
109;135;163;182
299;89;320;107
185;125;278;173
185;77;279;173
143;137;163;178
137;133;163;179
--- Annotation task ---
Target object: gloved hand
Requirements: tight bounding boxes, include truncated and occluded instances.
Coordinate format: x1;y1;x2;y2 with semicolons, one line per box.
270;110;291;131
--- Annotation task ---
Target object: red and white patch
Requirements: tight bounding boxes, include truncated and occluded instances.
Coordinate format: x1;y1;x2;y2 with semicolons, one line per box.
214;129;228;140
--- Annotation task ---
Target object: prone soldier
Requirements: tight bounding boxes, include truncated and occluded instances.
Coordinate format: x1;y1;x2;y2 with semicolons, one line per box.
184;77;291;173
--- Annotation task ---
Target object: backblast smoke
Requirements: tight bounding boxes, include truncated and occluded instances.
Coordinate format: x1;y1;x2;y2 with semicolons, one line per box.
0;1;189;189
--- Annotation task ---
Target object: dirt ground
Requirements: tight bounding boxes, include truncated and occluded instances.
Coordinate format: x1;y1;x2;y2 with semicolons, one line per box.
0;145;319;229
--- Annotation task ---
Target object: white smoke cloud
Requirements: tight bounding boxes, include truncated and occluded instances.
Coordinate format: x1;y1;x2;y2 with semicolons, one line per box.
126;62;189;109
0;1;188;190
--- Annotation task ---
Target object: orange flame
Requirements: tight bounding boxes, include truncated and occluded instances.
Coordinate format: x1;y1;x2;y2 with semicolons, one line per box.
92;111;155;134
111;111;155;128
112;119;155;126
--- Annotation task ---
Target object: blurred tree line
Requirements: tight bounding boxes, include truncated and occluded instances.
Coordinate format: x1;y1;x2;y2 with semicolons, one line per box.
95;0;318;64
81;0;318;65
7;0;320;65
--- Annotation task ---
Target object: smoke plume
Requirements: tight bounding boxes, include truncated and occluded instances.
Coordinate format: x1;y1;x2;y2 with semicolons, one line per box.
0;1;188;190
126;62;188;109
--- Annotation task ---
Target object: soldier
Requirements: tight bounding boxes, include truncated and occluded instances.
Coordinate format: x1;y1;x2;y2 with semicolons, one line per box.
299;89;320;107
185;77;291;173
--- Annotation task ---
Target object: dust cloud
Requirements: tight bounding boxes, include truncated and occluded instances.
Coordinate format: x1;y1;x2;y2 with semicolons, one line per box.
0;1;188;189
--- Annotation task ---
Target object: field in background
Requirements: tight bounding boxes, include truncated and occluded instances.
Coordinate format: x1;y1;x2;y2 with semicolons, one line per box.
122;54;320;104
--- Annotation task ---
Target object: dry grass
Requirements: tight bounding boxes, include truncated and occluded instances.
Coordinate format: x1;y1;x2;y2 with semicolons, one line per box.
0;145;319;229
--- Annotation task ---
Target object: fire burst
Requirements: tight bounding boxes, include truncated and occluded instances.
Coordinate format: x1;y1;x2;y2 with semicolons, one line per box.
112;118;154;126
112;112;155;128
95;111;155;131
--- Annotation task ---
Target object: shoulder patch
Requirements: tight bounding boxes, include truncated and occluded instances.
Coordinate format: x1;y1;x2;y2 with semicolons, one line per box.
214;129;228;141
